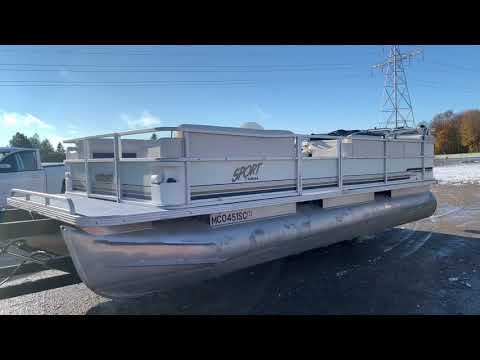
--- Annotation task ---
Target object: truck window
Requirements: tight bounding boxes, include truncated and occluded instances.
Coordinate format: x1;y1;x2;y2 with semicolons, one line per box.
17;151;37;171
0;154;19;172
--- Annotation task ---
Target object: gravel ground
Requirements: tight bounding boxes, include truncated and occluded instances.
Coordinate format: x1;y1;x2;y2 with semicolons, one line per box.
2;183;480;314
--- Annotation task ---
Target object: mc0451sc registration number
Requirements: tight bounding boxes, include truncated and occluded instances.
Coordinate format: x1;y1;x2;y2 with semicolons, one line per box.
209;204;296;228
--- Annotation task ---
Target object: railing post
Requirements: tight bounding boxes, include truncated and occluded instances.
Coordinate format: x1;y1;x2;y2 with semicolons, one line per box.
421;137;425;181
184;131;191;205
296;135;303;195
66;198;76;214
384;139;388;184
338;138;343;190
83;140;90;196
113;134;121;202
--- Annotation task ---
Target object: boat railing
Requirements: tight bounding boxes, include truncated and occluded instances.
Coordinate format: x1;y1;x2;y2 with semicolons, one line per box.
9;189;77;214
63;127;433;208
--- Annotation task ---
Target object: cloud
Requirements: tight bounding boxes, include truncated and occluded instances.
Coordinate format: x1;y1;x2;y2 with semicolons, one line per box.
3;113;18;126
123;110;162;129
0;110;63;147
1;111;54;129
24;113;54;129
47;134;65;147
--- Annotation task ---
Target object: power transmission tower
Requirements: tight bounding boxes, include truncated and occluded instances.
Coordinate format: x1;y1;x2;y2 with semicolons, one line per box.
373;45;423;129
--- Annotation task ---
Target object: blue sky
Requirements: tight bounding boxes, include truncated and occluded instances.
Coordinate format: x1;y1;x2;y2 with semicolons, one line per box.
0;45;479;146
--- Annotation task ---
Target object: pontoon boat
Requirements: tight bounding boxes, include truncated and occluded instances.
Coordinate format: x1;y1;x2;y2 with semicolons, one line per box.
5;123;437;298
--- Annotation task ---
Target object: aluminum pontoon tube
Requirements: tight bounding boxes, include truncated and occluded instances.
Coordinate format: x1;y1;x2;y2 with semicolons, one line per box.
61;191;437;299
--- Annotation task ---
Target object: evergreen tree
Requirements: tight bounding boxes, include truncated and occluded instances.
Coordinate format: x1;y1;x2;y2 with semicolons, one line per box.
56;142;65;154
55;142;66;161
29;133;41;149
9;132;33;148
39;139;55;161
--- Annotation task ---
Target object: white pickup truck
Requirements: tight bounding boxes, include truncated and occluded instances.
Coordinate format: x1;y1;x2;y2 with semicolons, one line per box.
0;147;65;209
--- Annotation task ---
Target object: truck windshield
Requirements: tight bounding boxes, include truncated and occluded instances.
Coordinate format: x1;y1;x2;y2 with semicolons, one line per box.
0;151;10;161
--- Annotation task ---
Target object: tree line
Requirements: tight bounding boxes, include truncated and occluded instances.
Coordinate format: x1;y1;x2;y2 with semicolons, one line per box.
430;109;480;155
6;112;480;159
7;132;66;162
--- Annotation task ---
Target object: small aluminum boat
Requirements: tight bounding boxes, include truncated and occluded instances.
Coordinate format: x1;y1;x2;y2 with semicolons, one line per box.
6;123;437;298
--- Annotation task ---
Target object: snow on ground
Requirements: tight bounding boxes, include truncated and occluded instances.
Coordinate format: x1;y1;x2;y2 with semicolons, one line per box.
434;162;480;185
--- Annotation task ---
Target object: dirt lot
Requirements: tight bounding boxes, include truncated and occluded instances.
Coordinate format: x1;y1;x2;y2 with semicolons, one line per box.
1;183;480;315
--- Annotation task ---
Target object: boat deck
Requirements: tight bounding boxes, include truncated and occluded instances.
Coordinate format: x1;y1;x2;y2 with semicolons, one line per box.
7;179;435;228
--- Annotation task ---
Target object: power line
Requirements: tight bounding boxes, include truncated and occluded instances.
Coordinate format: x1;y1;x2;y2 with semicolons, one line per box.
0;79;254;83
0;49;155;56
411;81;480;95
0;84;258;87
0;46;198;56
0;81;256;87
0;78;257;87
426;60;477;73
0;66;357;74
0;73;369;87
0;73;374;89
0;62;355;69
0;45;384;57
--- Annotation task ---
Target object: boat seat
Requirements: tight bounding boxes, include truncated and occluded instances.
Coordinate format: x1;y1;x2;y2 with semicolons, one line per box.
145;138;183;159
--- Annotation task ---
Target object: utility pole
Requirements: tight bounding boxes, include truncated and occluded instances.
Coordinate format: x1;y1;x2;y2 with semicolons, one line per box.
373;45;423;129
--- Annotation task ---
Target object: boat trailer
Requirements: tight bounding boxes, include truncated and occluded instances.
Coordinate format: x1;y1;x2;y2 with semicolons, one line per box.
0;208;80;300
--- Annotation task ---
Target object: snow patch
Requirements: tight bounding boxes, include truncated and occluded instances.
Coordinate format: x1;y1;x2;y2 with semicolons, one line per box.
434;163;480;185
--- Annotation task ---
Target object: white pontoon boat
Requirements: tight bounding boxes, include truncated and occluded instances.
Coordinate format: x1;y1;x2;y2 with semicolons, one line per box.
5;123;437;298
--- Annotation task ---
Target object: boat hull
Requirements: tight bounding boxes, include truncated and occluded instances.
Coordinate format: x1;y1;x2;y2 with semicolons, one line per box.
61;191;437;299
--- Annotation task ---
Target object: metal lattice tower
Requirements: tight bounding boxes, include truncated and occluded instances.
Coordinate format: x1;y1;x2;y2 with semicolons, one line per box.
373;45;423;129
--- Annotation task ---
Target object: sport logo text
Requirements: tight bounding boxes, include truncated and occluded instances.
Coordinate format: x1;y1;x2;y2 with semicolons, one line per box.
232;162;263;183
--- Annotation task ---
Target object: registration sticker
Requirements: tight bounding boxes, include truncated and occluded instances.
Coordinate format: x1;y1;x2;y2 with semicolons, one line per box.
209;203;296;228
